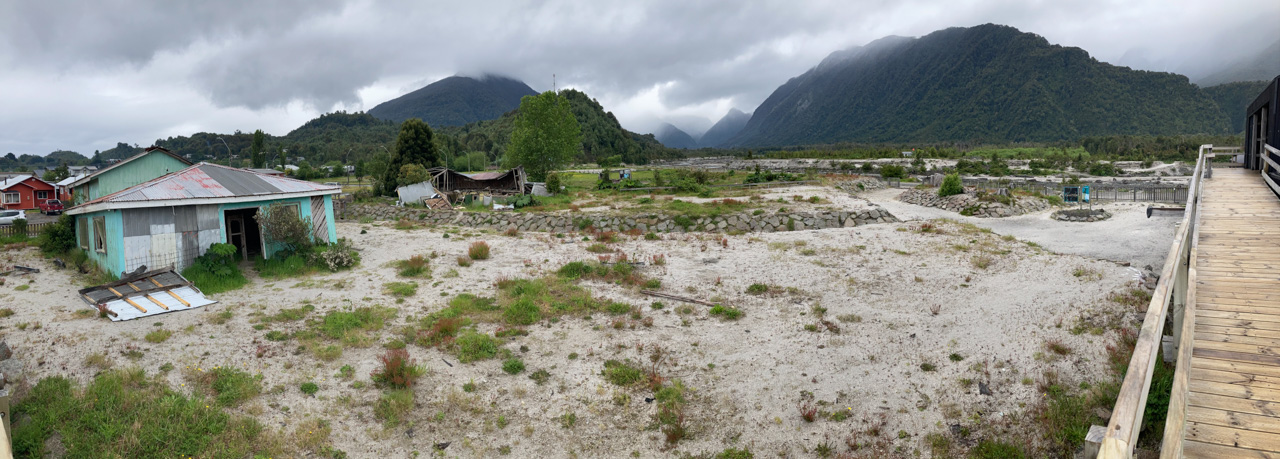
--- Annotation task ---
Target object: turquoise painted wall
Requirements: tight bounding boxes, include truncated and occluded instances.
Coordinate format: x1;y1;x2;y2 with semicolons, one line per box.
75;210;125;276
75;152;188;202
219;196;336;260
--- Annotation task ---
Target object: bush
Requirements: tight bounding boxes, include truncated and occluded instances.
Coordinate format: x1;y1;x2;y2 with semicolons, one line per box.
371;348;423;389
938;173;963;197
255;202;314;255
38;214;75;254
468;241;491;260
502;358;525;375
544;172;562;195
300;382;319;395
310;238;359;271
879;164;907;179
396;255;430;277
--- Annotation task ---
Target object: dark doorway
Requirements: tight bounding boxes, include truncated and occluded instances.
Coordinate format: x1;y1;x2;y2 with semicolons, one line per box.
224;207;262;261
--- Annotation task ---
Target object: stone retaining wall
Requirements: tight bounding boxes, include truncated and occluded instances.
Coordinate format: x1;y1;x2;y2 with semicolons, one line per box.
1051;209;1112;222
344;203;899;233
898;189;1052;218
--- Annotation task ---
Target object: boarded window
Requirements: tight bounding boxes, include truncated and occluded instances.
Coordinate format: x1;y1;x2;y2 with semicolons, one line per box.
2;192;17;204
93;216;107;254
78;217;89;250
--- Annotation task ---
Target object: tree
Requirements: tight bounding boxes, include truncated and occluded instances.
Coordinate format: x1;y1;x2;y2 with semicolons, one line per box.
251;129;266;168
381;118;439;195
399;164;429;187
42;163;69;182
354;160;367;182
503;91;582;181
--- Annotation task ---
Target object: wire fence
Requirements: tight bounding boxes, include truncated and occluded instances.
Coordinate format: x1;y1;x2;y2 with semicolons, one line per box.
960;179;1187;203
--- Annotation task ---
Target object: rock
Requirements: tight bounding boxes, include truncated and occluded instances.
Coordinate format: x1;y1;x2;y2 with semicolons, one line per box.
0;341;11;361
979;381;992;396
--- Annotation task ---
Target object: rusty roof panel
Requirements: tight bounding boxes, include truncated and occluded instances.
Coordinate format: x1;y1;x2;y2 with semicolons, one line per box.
77;163;339;207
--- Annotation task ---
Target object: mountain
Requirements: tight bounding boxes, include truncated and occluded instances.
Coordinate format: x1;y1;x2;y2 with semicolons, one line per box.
699;109;750;147
439;89;680;165
1203;80;1271;133
1198;38;1280;86
368;75;537;127
727;24;1230;147
654;123;698;149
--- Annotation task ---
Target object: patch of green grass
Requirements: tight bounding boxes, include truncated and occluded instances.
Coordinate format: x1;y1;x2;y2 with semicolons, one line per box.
374;389;415;427
300;382;319;395
263;304;314;322
709;305;743;320
253;254;317;279
318;306;396;340
181;260;249;295
264;330;290;342
144;329;173;343
187;367;262;407
602;360;645;386
0;308;14;318
585;243;612;253
383;281;418;297
745;283;769;295
455;330;500;363
529;369;550;385
503;298;542;325
12;369;303;458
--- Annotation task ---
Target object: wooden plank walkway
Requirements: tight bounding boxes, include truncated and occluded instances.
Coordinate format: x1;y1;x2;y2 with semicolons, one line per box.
1183;167;1280;456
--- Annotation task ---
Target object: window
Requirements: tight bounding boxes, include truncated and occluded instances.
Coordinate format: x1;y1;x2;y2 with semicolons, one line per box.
35;191;48;199
78;217;89;250
93;216;107;254
2;193;17;204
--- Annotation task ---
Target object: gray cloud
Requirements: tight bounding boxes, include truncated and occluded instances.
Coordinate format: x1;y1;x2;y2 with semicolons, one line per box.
2;0;1278;155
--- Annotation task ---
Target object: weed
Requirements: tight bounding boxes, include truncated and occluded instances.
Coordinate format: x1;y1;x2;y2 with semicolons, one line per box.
371;348;425;389
502;358;526;375
949;353;964;362
837;314;863;323
972;255;994;269
709;304;743;320
396;255;431;278
463;380;477;392
374;389;414;427
300;382;319;395
529;369;550;385
586;243;611;253
187;367;262;407
0;308;13;318
456;256;473;267
144;329;173;343
1072;266;1103;281
468;241;491;260
602;360;645;386
559;411;577;429
798;400;817;422
745;283;769;295
264;330;290;341
1045;340;1073;356
920;362;937;372
455;331;500;362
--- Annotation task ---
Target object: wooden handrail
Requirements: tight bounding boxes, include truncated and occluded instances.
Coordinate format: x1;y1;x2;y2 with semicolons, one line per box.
1098;144;1215;458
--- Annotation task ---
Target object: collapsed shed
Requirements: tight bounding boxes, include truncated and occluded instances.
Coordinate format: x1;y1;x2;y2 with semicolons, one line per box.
428;167;527;198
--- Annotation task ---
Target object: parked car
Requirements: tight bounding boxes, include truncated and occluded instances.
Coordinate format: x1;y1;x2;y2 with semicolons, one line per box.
39;199;64;215
0;210;25;226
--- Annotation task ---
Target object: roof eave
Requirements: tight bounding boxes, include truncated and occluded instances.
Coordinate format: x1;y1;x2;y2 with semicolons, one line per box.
67;188;340;216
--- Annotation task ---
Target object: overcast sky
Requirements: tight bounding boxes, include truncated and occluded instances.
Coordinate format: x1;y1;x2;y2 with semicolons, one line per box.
2;0;1278;156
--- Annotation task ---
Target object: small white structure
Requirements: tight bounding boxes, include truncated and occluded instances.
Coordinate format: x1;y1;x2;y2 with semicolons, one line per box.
396;181;439;205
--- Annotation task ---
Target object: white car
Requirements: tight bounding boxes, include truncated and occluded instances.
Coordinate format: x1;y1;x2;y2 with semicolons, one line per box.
0;210;25;226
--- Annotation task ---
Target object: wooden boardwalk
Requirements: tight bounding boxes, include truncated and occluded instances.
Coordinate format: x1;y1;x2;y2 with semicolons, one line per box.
1182;166;1280;457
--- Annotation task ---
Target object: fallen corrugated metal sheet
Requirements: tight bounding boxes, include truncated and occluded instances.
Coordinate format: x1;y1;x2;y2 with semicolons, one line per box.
77;269;216;321
396;181;438;204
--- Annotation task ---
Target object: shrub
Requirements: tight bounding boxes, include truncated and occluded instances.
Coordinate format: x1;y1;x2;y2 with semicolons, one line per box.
938;173;963;197
456;256;472;267
300;382;319;395
544;172;562;195
255;202;314;255
397;255;431;277
502;358;525;375
468;241;491;260
310;238;359;271
38;214;75;254
879;164;907;179
371;348;424;389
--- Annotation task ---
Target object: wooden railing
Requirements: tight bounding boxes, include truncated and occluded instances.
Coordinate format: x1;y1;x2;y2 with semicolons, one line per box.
1097;144;1215;458
1261;144;1280;196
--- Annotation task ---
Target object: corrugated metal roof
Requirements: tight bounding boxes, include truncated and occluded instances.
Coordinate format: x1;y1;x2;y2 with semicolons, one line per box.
81;163;340;206
466;171;505;180
0;175;48;190
78;269;216;321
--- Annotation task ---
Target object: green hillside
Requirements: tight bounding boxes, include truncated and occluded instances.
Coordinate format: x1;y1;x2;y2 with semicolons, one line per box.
729;24;1231;147
367;75;536;127
1203;80;1271;133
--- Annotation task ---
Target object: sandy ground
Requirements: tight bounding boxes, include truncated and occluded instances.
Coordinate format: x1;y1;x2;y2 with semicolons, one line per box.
861;188;1179;270
0;185;1158;458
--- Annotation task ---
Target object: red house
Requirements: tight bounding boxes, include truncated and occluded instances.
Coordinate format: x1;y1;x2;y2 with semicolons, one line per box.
0;175;57;210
